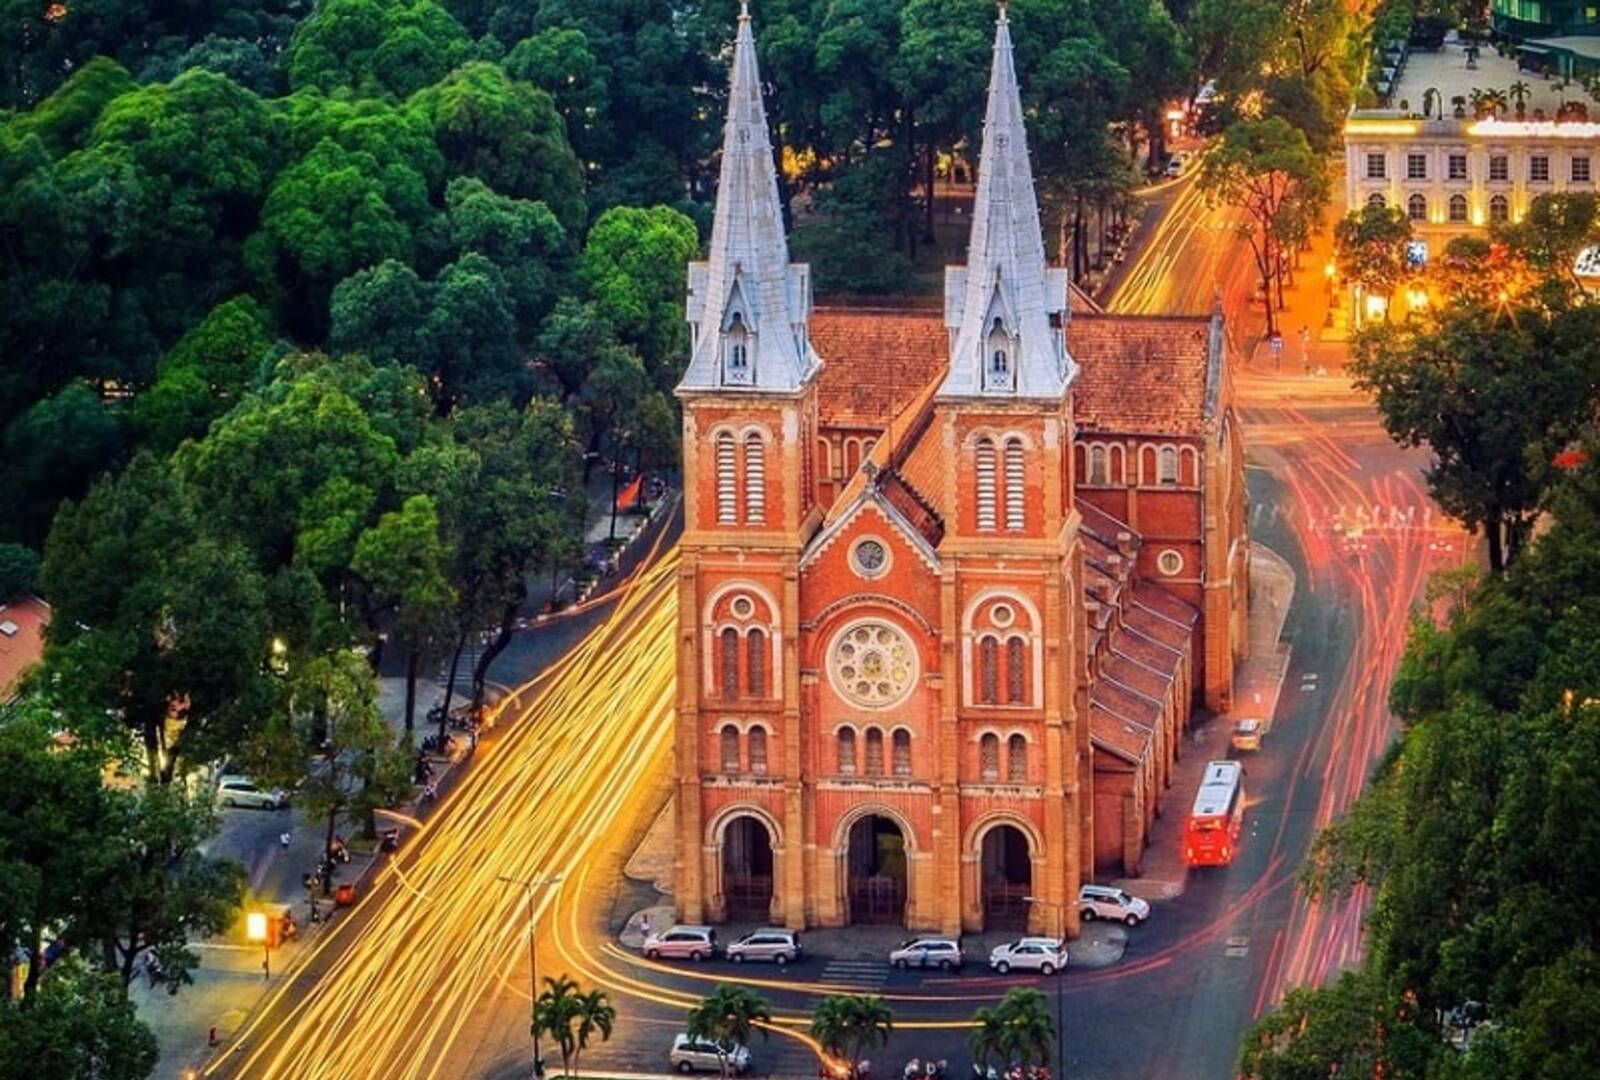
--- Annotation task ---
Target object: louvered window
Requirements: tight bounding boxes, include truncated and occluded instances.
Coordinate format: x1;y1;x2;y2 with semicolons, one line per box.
1007;637;1026;704
979;637;999;704
892;729;911;776
865;727;884;776
1004;437;1025;530
720;628;739;700
1159;446;1179;485
716;432;737;524
748;725;768;774
980;733;1000;781
838;728;857;775
1008;734;1027;781
1088;445;1108;485
721;725;740;772
744;432;765;524
746;628;766;697
975;438;997;531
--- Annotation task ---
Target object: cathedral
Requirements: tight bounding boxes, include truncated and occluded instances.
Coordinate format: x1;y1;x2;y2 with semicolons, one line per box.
672;4;1249;937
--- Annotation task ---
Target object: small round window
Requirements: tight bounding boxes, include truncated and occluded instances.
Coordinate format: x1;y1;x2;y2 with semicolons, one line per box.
1157;549;1184;576
851;538;889;578
990;603;1015;628
731;596;754;619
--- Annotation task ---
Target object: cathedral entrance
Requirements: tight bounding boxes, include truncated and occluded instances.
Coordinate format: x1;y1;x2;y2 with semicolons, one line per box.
722;816;774;919
980;824;1032;931
846;815;907;925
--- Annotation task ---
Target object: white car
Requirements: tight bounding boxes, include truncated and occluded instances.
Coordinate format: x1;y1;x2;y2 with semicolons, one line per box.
988;937;1068;975
670;1034;750;1075
216;776;289;810
725;928;801;965
642;925;718;961
1078;884;1150;926
889;937;963;970
1164;152;1190;178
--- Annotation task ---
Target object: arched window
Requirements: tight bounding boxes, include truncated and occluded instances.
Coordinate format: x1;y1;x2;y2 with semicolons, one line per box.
1490;194;1510;223
1366;192;1387;209
716;432;737;524
748;725;768;774
746;628;766;697
986;316;1010;390
979;637;1000;704
1006;637;1026;704
1088;445;1108;485
720;628;739;700
1449;193;1469;222
892;730;911;777
865;727;884;776
1158;446;1179;485
721;725;740;773
1004;437;1025;531
744;432;765;525
726;312;749;373
979;733;1000;781
975;437;997;531
838;728;857;775
1007;734;1028;781
1407;193;1427;221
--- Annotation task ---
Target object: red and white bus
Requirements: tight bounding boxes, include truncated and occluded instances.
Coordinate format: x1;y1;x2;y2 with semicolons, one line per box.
1185;760;1245;867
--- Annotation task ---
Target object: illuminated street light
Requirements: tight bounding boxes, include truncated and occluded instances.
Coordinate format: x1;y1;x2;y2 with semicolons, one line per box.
498;873;564;1079
246;911;271;980
1023;895;1066;1080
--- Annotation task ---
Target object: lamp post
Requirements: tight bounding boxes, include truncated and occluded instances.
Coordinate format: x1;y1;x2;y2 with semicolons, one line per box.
1323;261;1336;328
1023;895;1066;1080
498;874;564;1079
246;911;270;980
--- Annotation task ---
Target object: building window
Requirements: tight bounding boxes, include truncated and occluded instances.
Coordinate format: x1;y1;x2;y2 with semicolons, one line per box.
1448;153;1468;180
1006;637;1026;704
720;628;739;700
975;437;997;531
1489;155;1508;182
1531;155;1550;183
1574;156;1592;183
979;637;999;704
748;725;768;774
892;729;911;777
1088;445;1107;485
1449;193;1469;222
1007;734;1028;782
1157;549;1184;576
721;725;740;773
1490;194;1509;223
1004;437;1025;531
1366;192;1387;209
727;313;748;370
716;432;737;524
1406;153;1426;180
851;538;888;578
1158;446;1179;485
744;432;765;525
1407;193;1427;221
864;727;884;776
838;728;857;775
1366;153;1386;179
979;733;1000;782
985;316;1012;391
746;628;766;697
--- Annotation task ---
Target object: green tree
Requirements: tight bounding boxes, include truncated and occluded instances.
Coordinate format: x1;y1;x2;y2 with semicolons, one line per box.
810;994;894;1080
444;175;569;327
969;988;1056;1073
132;296;280;453
577;205;699;392
286;0;472;99
501;27;610;168
533;974;616;1080
1237;969;1435;1080
1494;191;1600;291
1333;203;1413;309
686;984;774;1080
0;958;158;1080
4;57;135;155
0;542;38;600
0;382;125;547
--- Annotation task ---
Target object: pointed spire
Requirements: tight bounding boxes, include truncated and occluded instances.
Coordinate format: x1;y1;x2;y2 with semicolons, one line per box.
678;2;817;395
939;4;1075;400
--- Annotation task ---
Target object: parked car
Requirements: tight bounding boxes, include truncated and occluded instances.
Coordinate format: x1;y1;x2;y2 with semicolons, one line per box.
643;925;718;961
988;937;1068;975
1231;718;1264;752
889;937;963;971
215;776;289;810
726;928;801;965
670;1034;751;1075
1078;884;1150;926
1164;151;1190;178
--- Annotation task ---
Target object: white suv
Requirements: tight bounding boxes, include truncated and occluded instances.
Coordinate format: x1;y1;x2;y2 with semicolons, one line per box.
889;937;963;970
670;1034;750;1075
642;925;718;961
988;937;1068;975
1078;884;1150;926
726;928;801;965
216;776;288;810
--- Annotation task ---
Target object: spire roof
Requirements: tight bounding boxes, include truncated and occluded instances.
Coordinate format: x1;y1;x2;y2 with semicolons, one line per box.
678;2;817;395
939;4;1075;400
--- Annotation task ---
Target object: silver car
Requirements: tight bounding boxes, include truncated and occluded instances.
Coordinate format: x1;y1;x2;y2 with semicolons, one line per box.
1078;884;1151;926
726;928;801;965
670;1034;750;1075
216;776;288;810
889;937;963;971
988;937;1068;975
643;925;718;961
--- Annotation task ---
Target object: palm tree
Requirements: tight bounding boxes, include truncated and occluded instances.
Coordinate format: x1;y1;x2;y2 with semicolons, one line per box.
534;974;616;1079
969;1004;1010;1076
1469;87;1485;118
1422;87;1439;118
687;984;773;1080
1483;87;1509;118
969;989;1057;1075
811;995;894;1080
1509;79;1532;118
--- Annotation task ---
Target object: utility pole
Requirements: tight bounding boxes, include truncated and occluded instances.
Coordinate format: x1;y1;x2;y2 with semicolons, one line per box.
1025;895;1067;1080
498;874;564;1078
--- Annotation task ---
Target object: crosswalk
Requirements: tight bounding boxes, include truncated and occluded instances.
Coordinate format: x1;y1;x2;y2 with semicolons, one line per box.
819;958;888;988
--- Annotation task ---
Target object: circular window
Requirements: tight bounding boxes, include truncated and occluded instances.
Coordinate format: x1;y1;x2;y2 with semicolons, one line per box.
990;603;1015;628
730;596;754;619
1157;549;1184;576
827;621;917;708
851;538;889;579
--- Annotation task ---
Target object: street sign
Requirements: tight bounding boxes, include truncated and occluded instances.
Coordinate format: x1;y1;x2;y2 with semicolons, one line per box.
1269;332;1283;352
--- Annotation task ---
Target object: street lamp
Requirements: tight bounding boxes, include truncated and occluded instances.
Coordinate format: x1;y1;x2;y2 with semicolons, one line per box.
1023;896;1066;1080
246;911;270;979
498;874;564;1079
1323;261;1337;328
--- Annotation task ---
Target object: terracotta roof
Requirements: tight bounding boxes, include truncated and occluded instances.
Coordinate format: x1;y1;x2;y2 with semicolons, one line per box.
1125;593;1193;654
1104;647;1171;701
1133;583;1200;630
1069;313;1218;435
812;307;948;427
0;596;49;701
1090;702;1152;764
1093;678;1162;728
1068;281;1103;315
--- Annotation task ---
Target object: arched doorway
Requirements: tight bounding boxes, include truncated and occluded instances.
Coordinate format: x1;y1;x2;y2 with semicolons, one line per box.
846;815;906;924
722;816;774;919
980;824;1032;931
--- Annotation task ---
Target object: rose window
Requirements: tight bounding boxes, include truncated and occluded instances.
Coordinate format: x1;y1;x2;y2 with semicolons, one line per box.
829;622;916;708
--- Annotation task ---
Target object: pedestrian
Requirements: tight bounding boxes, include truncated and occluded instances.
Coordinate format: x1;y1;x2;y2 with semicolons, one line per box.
639;913;652;939
280;830;291;851
468;727;478;755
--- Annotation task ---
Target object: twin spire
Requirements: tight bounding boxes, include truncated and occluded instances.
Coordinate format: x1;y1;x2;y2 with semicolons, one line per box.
679;2;1074;400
